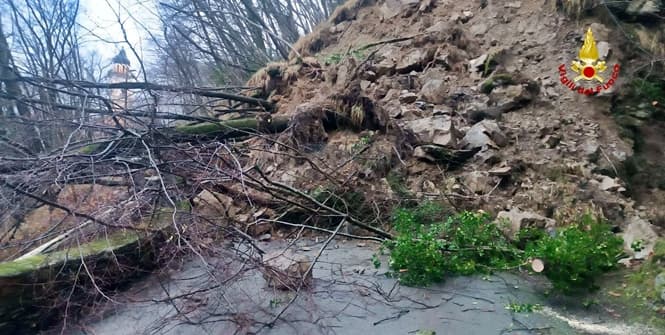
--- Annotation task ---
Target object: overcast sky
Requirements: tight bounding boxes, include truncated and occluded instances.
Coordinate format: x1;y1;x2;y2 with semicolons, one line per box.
78;0;159;70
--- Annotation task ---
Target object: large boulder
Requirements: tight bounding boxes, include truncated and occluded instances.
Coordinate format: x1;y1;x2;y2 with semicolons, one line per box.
379;0;420;19
262;250;313;290
403;115;461;147
193;189;237;218
397;48;435;73
459;120;508;150
372;46;400;76
496;208;556;241
462;171;497;194
418;79;447;104
620;216;659;260
488;83;538;111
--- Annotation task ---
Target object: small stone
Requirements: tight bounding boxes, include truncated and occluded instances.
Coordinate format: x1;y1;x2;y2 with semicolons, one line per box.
423;180;440;195
477;149;501;165
542;134;561;148
460;10;474;23
469;54;488;72
414;101;428;110
235;214;250;223
360;80;372;91
488;166;512;176
600;175;622;191
580;139;601;162
247;221;273;237
414;146;429;160
399;91;419;103
505;1;521;8
655;272;665;302
545;87;559;98
362;71;377;81
351;266;366;274
258;233;272;241
597;41;611;60
432;109;449;116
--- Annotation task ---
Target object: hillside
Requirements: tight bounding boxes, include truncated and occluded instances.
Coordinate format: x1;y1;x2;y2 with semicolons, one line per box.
2;0;665;334
236;0;663;242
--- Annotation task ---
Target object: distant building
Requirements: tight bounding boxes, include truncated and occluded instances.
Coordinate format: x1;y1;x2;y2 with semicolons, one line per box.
106;48;135;113
108;48;132;112
103;48;137;128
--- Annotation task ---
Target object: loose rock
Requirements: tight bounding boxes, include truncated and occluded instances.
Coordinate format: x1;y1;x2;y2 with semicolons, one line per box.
460;10;474;23
404;116;460;147
496;208;556;241
463;171;496;194
597;41;611;60
620;216;659;260
193;190;237;218
397;49;434;72
419;79;447;104
655;272;665;302
399;91;419;103
542;134;561;148
626;0;662;16
469;54;488;72
488;84;537;111
380;0;419;19
460;120;508;150
414;145;480;167
247;220;273;237
488;166;512;176
580;139;601;162
599;175;622;192
262;250;313;290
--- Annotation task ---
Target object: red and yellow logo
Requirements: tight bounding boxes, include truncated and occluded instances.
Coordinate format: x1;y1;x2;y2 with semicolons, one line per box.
559;28;620;95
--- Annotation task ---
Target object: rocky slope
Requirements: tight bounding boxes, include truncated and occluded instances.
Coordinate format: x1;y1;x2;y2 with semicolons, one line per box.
222;0;665;258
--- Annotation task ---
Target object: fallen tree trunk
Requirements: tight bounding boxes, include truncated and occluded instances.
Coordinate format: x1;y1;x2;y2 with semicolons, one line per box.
174;115;290;136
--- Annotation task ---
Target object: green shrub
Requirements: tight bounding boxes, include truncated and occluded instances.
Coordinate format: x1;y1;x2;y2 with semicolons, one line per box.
438;211;523;276
387;207;447;286
629;78;665;103
525;213;624;293
384;203;523;286
380;205;625;294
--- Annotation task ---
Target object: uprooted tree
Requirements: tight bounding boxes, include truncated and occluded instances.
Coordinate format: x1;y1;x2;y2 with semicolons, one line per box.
0;0;397;333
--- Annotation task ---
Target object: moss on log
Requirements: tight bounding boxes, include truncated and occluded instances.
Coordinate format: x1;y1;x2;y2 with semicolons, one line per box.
0;221;168;333
175;115;290;136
